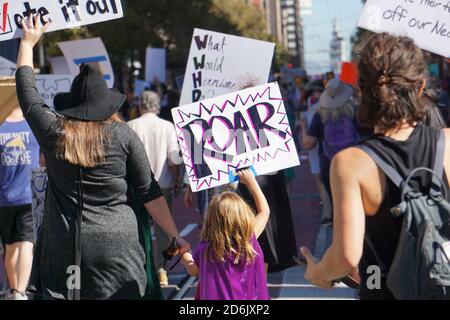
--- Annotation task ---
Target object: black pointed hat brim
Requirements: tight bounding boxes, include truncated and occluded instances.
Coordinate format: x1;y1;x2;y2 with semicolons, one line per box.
53;88;126;121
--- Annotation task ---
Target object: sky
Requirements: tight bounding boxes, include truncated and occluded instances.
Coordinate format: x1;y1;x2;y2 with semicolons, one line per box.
302;0;364;75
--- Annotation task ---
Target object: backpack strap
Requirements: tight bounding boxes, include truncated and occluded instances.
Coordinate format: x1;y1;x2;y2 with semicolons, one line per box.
357;144;408;191
431;131;446;192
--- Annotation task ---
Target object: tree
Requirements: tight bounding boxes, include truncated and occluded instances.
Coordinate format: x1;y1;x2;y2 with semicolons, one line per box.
43;0;289;90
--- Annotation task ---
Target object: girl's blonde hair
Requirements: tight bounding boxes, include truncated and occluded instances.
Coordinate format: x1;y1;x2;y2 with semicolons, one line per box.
200;192;258;264
56;113;122;168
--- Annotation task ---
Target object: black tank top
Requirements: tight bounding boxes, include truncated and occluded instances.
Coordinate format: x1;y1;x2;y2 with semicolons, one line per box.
359;124;449;300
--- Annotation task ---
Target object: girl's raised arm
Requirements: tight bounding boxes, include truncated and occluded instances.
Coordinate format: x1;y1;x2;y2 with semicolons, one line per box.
238;170;270;238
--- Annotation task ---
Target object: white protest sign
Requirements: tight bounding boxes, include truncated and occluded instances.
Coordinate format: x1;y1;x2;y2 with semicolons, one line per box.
0;56;73;107
36;74;73;107
58;37;114;88
0;56;16;76
49;56;71;74
179;28;275;106
172;82;300;192
31;167;48;241
357;0;450;57
145;48;166;83
0;0;123;42
133;79;149;98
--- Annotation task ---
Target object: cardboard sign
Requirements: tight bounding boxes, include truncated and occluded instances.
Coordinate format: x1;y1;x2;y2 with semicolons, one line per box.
0;76;18;125
172;82;300;192
48;56;71;74
31;167;48;241
0;56;16;76
145;48;166;83
58;37;114;87
36;74;73;107
0;57;73;108
0;0;123;42
133;79;150;98
179;28;275;106
357;0;450;57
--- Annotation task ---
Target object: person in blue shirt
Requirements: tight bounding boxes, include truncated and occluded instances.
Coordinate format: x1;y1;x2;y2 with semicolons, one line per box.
0;105;40;300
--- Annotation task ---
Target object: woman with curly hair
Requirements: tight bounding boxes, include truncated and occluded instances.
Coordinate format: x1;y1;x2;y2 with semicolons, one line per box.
300;33;450;300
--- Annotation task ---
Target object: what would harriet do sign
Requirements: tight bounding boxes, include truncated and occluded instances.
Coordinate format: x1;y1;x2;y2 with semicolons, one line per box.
179;28;275;106
173;83;300;192
358;0;450;57
0;0;123;42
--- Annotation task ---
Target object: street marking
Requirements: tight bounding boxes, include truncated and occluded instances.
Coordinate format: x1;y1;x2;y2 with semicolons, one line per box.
179;223;198;237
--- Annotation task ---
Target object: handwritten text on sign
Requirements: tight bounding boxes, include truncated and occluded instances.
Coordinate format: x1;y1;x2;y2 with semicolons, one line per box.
179;29;275;106
173;83;300;192
0;56;73;107
357;0;450;57
0;0;123;42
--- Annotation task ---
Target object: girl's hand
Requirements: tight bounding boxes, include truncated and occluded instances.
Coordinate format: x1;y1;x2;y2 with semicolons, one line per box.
21;14;51;48
237;169;256;186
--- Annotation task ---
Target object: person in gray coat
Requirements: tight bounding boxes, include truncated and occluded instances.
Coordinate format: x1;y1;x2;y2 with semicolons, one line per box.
15;15;189;300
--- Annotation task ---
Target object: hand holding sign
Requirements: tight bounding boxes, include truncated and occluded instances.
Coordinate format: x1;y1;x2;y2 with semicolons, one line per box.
20;14;50;48
237;168;257;186
0;1;124;43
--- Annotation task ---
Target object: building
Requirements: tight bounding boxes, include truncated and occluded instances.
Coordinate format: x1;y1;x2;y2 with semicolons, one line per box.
263;0;284;45
245;0;305;69
330;20;346;74
245;0;283;43
280;0;305;69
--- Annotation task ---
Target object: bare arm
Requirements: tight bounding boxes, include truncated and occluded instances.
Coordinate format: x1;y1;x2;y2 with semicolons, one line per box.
181;252;199;277
301;149;366;288
17;15;49;69
144;197;178;240
238;170;270;238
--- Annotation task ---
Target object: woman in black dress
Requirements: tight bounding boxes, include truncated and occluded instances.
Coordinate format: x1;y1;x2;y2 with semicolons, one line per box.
15;16;189;300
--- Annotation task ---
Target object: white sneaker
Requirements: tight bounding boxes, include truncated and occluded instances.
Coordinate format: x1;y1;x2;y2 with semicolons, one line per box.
12;291;28;300
5;289;28;300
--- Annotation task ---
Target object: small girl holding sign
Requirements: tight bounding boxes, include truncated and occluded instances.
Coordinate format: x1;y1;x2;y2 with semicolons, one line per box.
181;169;270;300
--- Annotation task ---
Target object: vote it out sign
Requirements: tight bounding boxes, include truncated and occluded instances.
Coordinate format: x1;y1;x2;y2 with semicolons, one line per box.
0;0;123;42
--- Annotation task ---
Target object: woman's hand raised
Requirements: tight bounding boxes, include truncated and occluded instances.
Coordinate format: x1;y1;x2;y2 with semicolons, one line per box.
21;14;51;48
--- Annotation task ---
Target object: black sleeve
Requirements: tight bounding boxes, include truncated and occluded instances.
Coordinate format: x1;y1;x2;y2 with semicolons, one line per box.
15;66;59;149
126;126;163;204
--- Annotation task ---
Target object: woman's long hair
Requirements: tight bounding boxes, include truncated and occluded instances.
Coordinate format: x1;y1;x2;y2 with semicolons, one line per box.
56;113;122;168
200;192;258;264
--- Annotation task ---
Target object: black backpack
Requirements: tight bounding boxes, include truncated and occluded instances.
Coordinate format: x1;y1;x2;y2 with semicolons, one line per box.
359;131;450;300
